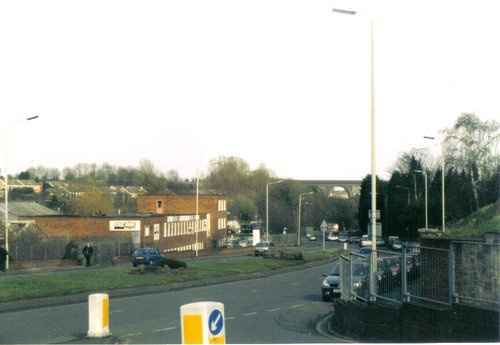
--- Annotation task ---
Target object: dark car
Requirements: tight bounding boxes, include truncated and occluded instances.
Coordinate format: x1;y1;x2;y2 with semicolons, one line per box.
322;263;341;301
351;260;370;300
349;235;361;244
131;248;166;267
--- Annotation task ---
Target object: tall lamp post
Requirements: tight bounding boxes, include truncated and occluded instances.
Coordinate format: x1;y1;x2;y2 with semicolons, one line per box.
395;185;410;205
3;115;39;270
424;136;446;232
297;192;313;246
195;161;221;257
332;6;377;299
414;170;428;229
266;180;283;242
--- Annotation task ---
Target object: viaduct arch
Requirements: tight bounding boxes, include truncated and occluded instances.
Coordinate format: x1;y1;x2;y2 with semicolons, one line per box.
298;180;362;199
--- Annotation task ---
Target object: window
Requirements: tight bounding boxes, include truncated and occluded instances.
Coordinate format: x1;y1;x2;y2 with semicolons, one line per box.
218;199;226;211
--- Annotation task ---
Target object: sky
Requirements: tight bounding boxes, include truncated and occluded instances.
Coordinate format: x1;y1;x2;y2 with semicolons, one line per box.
1;0;499;181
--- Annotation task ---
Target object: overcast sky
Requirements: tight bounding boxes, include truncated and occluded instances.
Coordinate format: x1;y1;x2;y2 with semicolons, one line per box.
1;0;498;181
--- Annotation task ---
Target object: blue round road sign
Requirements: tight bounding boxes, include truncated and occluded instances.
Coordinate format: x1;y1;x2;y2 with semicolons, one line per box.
208;309;223;335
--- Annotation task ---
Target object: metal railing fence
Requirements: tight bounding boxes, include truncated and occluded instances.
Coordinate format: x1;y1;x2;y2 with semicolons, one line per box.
340;241;500;311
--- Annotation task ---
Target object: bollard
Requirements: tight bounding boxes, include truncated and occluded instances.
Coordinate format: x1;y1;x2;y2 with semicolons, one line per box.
87;293;111;338
343;242;347;250
180;301;225;344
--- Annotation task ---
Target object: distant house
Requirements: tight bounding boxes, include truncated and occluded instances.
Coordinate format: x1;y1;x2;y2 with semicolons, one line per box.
0;178;43;195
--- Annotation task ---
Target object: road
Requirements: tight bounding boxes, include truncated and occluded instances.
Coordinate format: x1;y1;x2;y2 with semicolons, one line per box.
0;259;341;344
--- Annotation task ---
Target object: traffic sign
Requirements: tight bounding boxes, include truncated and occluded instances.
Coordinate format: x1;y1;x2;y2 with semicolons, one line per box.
208;309;223;336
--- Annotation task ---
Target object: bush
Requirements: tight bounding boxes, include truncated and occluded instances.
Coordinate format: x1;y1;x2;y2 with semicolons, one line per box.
265;250;304;261
164;258;187;269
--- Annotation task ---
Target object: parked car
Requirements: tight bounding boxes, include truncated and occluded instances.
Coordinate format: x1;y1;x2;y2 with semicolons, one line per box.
238;239;250;248
338;232;349;243
376;236;386;246
360;235;372;247
309;235;317;241
327;233;339;241
391;239;403;251
321;263;341;301
359;247;372;256
131;248;166;267
349;235;361;244
254;241;274;256
387;236;400;250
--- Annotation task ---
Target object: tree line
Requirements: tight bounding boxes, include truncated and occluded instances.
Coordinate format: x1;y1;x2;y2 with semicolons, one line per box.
9;113;500;240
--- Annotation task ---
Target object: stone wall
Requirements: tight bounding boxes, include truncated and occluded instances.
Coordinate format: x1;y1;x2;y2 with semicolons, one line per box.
331;299;499;342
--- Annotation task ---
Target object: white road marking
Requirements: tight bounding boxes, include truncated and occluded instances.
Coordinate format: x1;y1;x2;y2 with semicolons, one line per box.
243;312;258;317
291;304;304;308
110;310;124;314
267;308;281;312
154;327;177;332
123;332;143;338
251;289;259;293
292;282;299;286
226;316;236;320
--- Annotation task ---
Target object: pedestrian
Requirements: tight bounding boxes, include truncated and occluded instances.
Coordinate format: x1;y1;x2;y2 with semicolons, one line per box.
82;242;94;268
0;244;9;271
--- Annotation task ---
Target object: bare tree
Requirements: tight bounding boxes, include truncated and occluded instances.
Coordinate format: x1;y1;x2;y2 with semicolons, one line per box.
443;113;500;210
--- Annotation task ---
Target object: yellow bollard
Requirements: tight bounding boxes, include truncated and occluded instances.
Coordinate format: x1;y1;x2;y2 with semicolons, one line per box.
180;302;225;344
87;293;111;338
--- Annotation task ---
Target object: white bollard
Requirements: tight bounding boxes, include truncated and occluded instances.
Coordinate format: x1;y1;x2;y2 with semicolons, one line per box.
87;293;111;338
180;301;225;344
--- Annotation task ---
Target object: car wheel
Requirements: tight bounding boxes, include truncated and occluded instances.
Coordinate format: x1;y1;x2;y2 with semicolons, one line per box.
322;295;330;302
133;263;137;267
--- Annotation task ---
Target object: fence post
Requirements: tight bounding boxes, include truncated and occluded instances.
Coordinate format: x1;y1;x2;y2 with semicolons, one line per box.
401;248;407;302
449;242;456;304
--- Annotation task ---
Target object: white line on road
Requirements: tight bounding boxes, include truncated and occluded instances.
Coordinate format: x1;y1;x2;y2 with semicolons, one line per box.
266;308;281;312
226;316;236;320
251;289;259;293
110;310;124;314
292;282;299;286
154;327;177;332
243;312;258;317
123;332;143;338
291;304;304;308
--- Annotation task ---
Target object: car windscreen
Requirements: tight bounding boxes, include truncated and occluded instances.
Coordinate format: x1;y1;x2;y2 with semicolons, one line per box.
329;263;340;275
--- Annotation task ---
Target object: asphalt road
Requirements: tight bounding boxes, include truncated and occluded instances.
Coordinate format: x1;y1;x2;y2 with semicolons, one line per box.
0;258;341;344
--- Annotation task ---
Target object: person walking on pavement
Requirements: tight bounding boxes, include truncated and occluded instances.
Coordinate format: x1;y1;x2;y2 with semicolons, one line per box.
82;242;94;268
0;244;9;271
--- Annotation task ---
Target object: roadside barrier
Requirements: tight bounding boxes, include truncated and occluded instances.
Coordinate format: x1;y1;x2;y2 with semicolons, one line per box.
87;293;111;338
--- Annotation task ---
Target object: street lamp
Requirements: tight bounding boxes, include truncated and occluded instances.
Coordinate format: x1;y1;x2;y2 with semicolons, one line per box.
414;170;428;229
266;180;283;242
395;185;410;205
297;192;313;246
332;6;377;299
195;160;221;257
424;136;446;232
3;115;39;270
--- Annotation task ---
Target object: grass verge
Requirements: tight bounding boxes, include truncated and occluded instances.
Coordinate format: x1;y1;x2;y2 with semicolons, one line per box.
0;248;343;303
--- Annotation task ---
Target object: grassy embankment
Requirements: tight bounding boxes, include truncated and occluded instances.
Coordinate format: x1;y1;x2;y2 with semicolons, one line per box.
444;199;500;239
0;248;343;303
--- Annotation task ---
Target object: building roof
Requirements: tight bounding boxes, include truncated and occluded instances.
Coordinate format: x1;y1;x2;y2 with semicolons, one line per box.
0;202;58;222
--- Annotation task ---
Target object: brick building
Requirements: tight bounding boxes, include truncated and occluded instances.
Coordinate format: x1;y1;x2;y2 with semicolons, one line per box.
17;193;228;255
136;194;228;242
